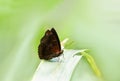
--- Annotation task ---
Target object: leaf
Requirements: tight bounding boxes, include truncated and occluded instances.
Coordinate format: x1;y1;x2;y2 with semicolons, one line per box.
80;51;102;80
31;49;86;81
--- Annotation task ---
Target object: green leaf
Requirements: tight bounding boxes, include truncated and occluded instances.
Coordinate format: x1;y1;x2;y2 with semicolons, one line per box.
80;51;102;80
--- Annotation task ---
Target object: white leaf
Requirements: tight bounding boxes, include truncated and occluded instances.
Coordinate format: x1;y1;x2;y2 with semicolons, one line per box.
32;49;86;81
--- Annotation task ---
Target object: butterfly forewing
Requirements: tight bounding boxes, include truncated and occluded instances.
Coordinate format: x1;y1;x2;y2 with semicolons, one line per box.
51;28;61;51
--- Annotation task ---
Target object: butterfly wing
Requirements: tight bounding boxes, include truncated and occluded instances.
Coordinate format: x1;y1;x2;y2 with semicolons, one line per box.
51;28;61;52
38;28;63;60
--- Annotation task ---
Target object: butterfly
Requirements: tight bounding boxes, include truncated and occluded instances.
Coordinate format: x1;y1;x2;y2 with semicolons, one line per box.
38;28;63;60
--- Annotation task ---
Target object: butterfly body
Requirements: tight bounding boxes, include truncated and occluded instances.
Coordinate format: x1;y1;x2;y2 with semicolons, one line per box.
38;28;63;60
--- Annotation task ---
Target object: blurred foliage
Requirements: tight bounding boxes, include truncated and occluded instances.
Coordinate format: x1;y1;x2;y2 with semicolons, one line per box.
0;0;120;81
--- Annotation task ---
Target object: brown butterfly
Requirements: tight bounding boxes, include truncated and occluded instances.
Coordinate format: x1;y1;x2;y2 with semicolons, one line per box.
38;28;63;60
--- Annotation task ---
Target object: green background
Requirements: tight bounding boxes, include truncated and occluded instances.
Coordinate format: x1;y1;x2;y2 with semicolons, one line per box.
0;0;120;81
